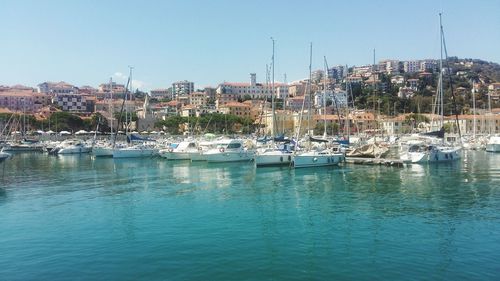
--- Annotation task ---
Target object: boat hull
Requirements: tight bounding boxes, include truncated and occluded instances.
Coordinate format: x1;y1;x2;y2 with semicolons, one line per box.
205;151;255;163
292;152;344;168
92;147;114;157
401;147;462;163
58;147;92;154
486;143;500;152
255;151;292;167
113;148;158;158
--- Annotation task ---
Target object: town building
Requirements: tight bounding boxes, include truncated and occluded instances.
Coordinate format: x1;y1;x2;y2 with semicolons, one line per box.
216;73;288;107
189;92;208;108
403;60;420;73
419;59;438;72
218;102;252;119
0;90;51;113
172;80;194;98
37;81;78;94
53;93;93;112
150;89;170;99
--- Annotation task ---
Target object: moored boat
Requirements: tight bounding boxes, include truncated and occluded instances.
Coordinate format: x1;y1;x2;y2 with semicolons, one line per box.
204;139;255;163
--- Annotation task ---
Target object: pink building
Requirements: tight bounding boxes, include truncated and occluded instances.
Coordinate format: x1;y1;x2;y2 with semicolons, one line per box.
0;90;52;113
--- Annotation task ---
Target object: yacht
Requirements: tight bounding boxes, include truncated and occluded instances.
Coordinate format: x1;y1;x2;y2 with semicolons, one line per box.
159;140;198;160
53;139;92;155
190;140;217;161
254;141;294;167
112;143;158;158
204;139;255;163
486;135;500;152
2;140;44;152
292;148;344;168
400;140;461;163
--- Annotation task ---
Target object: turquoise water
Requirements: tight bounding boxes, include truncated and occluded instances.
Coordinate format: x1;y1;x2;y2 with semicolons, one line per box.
1;151;499;280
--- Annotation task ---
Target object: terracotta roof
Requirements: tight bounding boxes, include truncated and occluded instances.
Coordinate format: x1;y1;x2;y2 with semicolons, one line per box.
0;107;13;113
221;102;250;108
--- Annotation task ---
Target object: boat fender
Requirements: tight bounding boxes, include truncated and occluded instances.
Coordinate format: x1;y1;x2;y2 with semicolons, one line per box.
288;155;291;161
435;154;439;161
445;154;449;159
313;157;318;162
219;148;225;153
450;154;453;159
168;148;174;152
280;156;283;162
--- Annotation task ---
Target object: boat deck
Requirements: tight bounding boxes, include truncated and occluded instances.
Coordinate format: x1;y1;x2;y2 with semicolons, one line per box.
345;157;408;167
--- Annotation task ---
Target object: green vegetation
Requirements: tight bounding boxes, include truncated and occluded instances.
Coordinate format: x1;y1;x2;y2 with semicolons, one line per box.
313;122;339;135
349;58;500;115
155;113;255;135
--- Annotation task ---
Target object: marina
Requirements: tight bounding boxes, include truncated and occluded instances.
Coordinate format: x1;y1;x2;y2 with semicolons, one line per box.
1;1;500;279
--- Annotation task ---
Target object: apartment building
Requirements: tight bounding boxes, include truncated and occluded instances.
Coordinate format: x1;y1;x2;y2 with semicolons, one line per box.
38;81;78;94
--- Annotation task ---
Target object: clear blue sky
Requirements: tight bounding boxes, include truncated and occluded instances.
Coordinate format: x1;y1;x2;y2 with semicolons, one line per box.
1;0;499;91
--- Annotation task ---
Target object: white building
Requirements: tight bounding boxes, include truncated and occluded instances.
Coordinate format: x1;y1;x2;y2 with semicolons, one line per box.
172;80;194;99
420;59;438;72
150;89;170;98
403;60;420;73
216;73;288;108
37;81;78;94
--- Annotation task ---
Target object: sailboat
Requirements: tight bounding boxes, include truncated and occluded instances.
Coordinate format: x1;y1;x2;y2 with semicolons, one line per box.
400;13;462;163
92;78;118;157
254;38;294;167
112;67;158;158
0;148;11;162
292;43;344;168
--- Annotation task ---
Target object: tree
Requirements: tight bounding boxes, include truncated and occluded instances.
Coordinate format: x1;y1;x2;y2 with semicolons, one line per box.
155;115;186;135
88;112;110;132
43;112;84;132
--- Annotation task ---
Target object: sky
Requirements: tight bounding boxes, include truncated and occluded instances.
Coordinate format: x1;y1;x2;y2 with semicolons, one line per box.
0;0;499;91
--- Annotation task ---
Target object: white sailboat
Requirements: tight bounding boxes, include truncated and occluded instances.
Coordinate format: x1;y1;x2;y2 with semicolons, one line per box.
254;38;294;167
400;14;462;164
292;44;344;168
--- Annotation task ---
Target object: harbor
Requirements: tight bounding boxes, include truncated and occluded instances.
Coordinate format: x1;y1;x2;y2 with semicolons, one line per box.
2;0;500;280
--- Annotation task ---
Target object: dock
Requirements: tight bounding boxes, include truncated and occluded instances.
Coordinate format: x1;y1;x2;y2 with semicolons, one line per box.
345;157;407;167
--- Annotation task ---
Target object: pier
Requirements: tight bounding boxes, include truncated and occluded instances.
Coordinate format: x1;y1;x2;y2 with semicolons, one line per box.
345;157;407;167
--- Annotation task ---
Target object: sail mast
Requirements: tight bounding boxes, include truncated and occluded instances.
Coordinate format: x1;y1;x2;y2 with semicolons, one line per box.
307;42;312;136
271;37;276;137
439;13;444;129
323;57;328;138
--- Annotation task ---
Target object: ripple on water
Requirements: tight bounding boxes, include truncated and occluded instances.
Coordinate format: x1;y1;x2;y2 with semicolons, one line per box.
1;151;500;280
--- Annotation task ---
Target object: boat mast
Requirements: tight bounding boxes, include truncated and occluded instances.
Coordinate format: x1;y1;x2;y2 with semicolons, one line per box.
271;37;276;137
439;13;444;130
488;85;492;135
283;73;287;135
323;57;328;138
307;42;312;136
128;66;134;135
440;13;462;142
109;77;114;135
472;81;476;138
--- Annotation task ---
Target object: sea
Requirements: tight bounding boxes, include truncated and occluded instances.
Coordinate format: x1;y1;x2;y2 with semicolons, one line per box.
1;151;499;280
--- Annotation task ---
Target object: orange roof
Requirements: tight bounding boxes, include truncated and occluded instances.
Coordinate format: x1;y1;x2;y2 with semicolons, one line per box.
0;107;13;113
222;102;250;108
166;100;180;106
